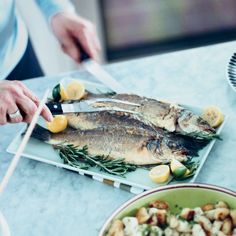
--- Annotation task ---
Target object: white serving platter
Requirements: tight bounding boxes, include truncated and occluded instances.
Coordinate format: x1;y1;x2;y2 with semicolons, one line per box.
7;78;225;194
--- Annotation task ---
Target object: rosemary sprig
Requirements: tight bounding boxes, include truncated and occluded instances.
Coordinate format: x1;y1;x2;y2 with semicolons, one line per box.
55;144;200;181
56;144;137;177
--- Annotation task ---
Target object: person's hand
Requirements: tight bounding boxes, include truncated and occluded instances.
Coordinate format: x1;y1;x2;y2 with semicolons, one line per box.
0;80;53;125
51;12;101;63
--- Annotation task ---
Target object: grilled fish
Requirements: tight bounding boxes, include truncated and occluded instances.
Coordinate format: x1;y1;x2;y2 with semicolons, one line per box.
65;110;209;157
115;94;216;137
31;124;190;165
75;93;217;140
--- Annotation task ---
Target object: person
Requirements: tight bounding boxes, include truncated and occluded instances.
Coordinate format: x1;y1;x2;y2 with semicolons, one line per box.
0;0;100;125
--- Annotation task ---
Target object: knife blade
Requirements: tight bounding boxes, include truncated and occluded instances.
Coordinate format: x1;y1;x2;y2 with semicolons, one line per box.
78;44;128;94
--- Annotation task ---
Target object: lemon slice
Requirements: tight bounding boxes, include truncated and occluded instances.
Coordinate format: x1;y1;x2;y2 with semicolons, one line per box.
184;169;191;177
46;115;68;133
202;106;224;128
60;84;69;101
149;165;170;183
52;83;69;102
66;81;85;100
170;159;189;178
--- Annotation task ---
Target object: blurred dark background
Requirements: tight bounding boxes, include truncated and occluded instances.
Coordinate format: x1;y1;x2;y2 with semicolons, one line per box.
17;0;236;74
100;0;236;61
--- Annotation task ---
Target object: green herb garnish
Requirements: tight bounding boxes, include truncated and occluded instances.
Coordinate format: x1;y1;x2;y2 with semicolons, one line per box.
55;144;200;181
56;144;137;177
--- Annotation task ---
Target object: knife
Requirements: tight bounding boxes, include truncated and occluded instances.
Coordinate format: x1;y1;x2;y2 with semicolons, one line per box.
78;44;127;94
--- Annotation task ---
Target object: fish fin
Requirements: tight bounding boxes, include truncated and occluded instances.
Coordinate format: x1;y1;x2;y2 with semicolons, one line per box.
22;124;51;142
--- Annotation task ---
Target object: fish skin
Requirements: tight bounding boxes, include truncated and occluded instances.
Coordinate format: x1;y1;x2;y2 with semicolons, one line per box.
66;111;156;133
46;126;188;165
113;94;216;136
65;110;209;157
78;93;216;138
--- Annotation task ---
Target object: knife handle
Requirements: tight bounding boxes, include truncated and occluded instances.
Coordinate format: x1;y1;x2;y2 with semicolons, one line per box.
46;103;63;115
77;43;90;62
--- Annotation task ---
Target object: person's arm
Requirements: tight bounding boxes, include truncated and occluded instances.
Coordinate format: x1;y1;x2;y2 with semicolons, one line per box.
35;0;100;62
0;81;52;125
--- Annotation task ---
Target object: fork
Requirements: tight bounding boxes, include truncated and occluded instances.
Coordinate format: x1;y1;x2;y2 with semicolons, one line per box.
86;98;140;107
46;98;140;115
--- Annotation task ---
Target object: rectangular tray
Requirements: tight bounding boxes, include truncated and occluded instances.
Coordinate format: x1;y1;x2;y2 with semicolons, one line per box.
7;79;225;194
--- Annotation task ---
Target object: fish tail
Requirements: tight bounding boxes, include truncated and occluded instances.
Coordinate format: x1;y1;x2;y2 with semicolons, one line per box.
23;124;52;142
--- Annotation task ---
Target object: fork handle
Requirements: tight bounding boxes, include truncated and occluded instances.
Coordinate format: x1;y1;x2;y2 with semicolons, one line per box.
46;103;63;115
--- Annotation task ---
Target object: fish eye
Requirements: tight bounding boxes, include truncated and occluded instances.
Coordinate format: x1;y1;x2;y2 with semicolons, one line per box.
167;141;177;148
147;139;162;154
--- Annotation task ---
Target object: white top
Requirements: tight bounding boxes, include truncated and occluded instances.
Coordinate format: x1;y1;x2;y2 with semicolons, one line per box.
0;0;75;80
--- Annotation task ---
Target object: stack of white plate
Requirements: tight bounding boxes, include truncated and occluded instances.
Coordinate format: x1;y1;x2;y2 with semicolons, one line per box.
227;53;236;92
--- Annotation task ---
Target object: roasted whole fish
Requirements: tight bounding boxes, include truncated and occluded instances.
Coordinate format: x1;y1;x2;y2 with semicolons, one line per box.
31;115;208;166
32;125;190;165
65;110;209;157
67;93;217;140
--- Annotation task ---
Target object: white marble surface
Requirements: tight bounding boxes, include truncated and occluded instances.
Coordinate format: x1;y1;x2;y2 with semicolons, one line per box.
1;41;236;235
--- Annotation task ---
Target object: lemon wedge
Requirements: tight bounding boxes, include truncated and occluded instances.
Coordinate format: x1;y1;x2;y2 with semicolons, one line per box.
66;81;85;100
60;84;69;101
170;159;189;178
52;83;69;102
52;80;86;101
149;165;170;184
46;115;68;133
202;106;224;128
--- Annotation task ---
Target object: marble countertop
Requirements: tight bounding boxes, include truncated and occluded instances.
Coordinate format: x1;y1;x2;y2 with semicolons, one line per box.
1;41;236;236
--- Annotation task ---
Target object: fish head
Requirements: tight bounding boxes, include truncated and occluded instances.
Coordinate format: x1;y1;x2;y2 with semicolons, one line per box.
146;137;188;163
177;110;215;136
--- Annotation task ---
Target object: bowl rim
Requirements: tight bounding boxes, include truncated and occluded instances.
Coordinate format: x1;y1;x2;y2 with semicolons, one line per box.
99;183;236;236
